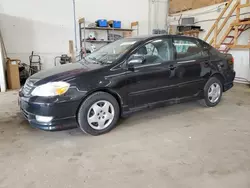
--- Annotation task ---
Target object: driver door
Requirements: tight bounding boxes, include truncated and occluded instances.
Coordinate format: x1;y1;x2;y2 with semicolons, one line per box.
126;37;178;109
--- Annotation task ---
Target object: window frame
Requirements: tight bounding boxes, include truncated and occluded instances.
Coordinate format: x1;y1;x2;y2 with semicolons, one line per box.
172;36;209;61
126;37;174;68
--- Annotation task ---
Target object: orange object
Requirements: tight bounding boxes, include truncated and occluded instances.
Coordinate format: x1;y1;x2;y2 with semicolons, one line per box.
6;58;20;89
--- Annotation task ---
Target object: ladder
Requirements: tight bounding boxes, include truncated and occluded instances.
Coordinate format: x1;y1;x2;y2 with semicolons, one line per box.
204;0;250;52
204;0;238;45
217;23;248;53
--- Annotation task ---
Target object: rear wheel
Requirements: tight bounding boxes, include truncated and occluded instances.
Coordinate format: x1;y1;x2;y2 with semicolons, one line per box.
200;77;223;107
77;92;120;136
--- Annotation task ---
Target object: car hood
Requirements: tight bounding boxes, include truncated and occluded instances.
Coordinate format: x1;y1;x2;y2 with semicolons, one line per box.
29;62;103;85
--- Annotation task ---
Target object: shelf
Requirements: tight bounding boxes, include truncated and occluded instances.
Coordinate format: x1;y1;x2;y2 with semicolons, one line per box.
84;40;113;43
81;27;133;32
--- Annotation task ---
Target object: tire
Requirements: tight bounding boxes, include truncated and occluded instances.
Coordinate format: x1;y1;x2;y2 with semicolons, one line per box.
77;92;120;136
200;77;223;107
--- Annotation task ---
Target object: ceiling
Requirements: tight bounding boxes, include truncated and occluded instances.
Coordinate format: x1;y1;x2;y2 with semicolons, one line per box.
170;0;226;13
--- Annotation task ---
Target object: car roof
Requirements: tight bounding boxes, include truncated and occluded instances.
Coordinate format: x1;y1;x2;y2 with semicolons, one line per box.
129;34;199;41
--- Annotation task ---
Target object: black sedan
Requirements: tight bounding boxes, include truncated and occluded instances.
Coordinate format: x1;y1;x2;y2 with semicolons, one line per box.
19;35;235;135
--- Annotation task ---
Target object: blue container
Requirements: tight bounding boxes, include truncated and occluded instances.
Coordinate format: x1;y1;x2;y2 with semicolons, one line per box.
96;19;108;27
109;20;121;28
113;21;121;28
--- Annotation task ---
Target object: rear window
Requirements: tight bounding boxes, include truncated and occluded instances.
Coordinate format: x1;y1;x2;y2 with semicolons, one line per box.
209;47;220;56
200;40;219;56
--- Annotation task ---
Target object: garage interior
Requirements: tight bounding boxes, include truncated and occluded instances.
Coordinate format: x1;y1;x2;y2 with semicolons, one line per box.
1;0;250;187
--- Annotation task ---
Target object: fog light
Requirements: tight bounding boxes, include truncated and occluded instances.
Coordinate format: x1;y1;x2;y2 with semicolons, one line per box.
35;115;53;123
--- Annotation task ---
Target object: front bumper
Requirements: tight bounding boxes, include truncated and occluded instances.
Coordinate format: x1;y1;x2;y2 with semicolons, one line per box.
20;107;77;131
19;90;86;131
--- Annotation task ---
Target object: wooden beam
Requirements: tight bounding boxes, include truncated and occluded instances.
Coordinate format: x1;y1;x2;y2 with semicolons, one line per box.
69;40;76;63
170;0;226;14
204;0;233;41
209;0;240;45
229;44;250;48
214;24;218;46
183;30;200;34
131;21;139;28
238;3;250;8
236;7;240;22
232;21;250;26
234;7;240;45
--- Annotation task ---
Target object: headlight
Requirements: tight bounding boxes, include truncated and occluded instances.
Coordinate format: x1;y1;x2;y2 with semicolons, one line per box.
31;81;70;97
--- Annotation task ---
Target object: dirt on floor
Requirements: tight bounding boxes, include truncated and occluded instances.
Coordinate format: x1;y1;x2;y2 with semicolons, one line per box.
1;84;250;188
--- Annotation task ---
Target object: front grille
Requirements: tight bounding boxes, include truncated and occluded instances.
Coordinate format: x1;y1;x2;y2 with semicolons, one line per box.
22;79;37;96
21;108;29;119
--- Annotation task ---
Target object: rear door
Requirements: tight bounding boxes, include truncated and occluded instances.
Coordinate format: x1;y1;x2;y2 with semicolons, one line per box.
172;37;211;98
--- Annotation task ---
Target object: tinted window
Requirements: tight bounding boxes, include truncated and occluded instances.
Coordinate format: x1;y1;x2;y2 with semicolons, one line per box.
209;47;220;56
133;38;173;65
200;40;218;56
173;38;206;60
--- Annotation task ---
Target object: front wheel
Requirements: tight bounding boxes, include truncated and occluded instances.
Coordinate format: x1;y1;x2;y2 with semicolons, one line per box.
77;92;120;136
200;77;223;107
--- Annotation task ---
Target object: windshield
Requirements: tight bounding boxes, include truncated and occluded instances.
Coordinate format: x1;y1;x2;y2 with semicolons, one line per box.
85;38;140;64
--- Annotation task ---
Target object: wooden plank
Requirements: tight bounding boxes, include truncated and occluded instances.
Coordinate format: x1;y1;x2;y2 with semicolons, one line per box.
131;21;139;27
238;3;250;8
234;26;238;45
170;0;225;14
214;24;218;46
204;0;233;41
183;30;200;34
229;44;250;48
232;20;250;26
236;7;240;22
209;0;240;45
68;40;76;63
234;7;240;45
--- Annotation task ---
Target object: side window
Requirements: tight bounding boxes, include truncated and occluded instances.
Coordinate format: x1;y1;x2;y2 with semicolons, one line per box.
144;43;158;56
200;40;215;56
132;38;173;65
173;38;206;60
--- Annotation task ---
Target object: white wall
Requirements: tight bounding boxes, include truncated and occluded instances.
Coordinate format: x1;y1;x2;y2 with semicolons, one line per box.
74;0;150;53
0;0;165;70
169;0;250;82
0;0;74;70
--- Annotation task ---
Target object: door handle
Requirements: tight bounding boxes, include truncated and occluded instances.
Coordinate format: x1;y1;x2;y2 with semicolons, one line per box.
169;64;176;70
204;60;210;67
204;60;209;65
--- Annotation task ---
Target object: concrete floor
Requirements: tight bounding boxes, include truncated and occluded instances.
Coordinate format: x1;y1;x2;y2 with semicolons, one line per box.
1;84;250;188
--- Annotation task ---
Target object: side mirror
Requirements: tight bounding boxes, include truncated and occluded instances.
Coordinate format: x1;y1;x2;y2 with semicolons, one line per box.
127;54;145;71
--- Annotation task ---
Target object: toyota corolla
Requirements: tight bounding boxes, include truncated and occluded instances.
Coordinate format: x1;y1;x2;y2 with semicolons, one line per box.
19;35;235;136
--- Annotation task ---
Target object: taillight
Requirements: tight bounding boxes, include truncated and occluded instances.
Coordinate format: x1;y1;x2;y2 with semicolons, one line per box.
229;57;234;69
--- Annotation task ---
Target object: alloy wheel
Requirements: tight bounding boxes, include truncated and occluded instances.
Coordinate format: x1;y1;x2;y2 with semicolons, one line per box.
208;83;221;103
87;100;115;130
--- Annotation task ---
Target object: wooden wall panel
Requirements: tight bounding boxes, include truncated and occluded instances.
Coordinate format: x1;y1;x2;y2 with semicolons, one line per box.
170;0;226;13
